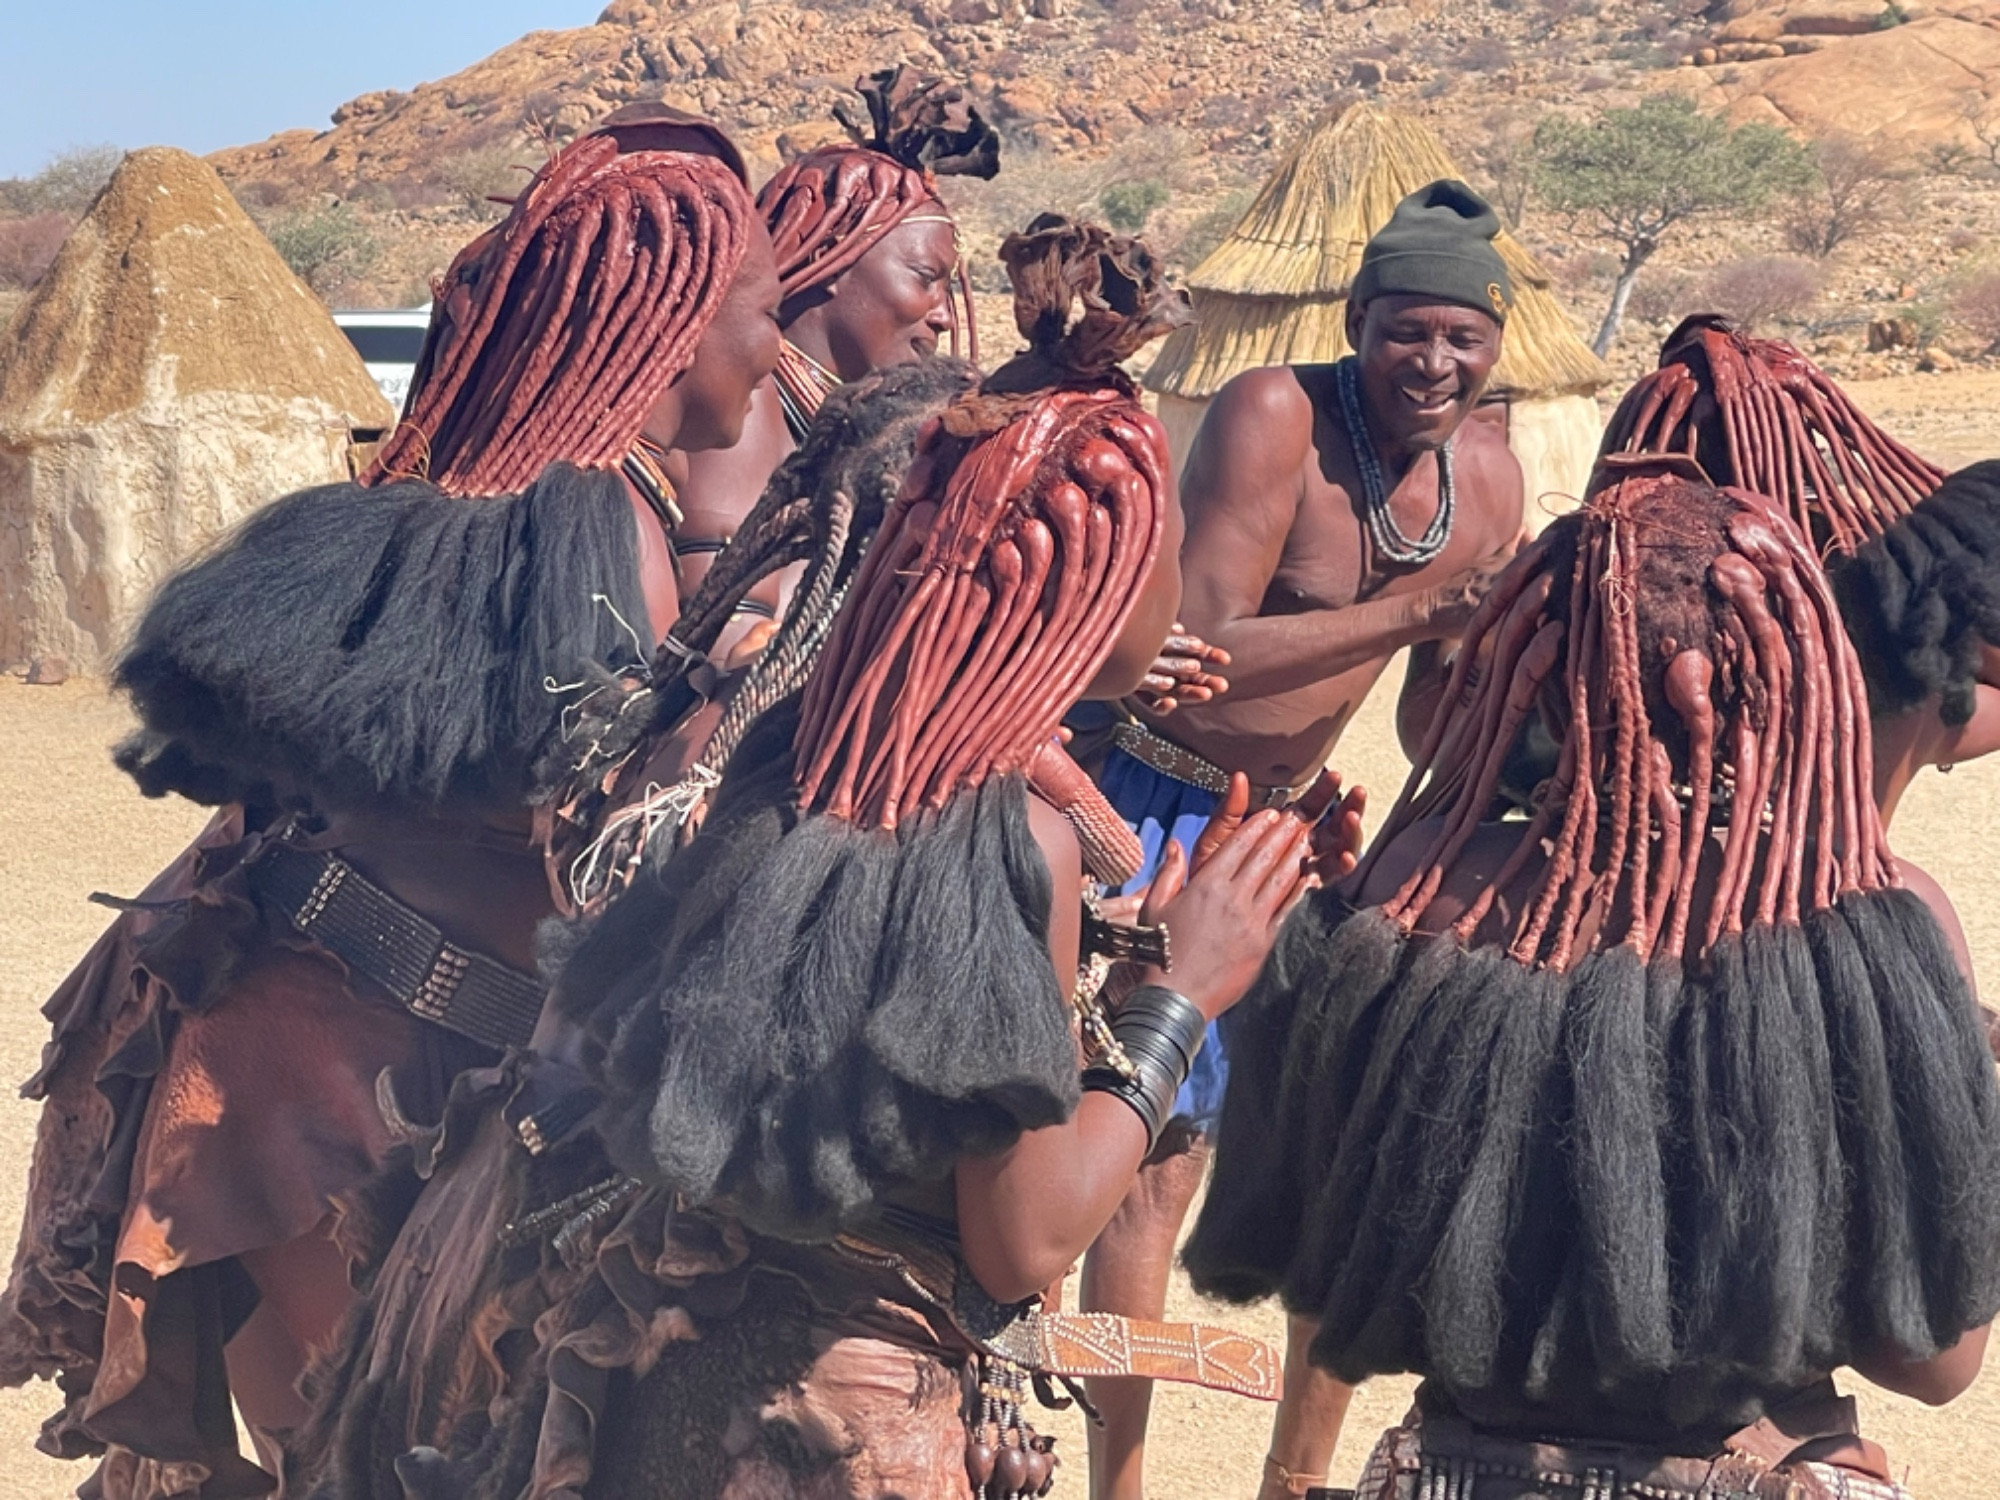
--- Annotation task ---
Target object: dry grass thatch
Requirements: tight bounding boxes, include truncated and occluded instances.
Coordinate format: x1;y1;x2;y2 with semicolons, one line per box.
1144;103;1608;402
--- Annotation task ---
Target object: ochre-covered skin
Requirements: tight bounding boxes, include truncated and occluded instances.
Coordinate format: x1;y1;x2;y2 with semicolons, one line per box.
759;67;999;363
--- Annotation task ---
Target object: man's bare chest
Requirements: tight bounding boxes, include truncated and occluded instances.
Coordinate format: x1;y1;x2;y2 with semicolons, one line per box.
1263;468;1471;615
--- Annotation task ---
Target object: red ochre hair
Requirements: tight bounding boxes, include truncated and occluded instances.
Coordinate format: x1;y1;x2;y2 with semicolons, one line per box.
757;67;999;358
1358;457;1894;972
366;115;754;496
1600;314;1945;556
793;214;1190;830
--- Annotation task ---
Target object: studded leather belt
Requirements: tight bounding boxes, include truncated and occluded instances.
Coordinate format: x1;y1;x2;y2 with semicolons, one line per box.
1110;721;1317;810
248;842;546;1052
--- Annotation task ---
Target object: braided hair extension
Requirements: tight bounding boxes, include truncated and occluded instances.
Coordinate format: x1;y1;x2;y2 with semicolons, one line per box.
365;126;754;496
1603;317;2000;735
546;218;1191;1239
758;66;1000;359
1601;314;1945;555
540;356;981;913
1367;460;1893;966
1187;460;2000;1434
793;213;1190;831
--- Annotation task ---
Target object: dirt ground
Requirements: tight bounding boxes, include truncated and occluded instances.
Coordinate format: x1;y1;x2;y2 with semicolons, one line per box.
1;370;1998;1497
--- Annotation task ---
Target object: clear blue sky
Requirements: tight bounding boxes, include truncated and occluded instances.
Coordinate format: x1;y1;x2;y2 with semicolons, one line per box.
1;1;603;177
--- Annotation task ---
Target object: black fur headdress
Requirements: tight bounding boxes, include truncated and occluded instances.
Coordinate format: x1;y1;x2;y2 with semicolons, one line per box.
543;357;1071;1240
1832;459;2000;726
115;463;647;813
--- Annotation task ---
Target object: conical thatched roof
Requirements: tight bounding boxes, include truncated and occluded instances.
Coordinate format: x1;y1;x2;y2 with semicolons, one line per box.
0;148;391;674
0;147;389;430
1145;104;1608;403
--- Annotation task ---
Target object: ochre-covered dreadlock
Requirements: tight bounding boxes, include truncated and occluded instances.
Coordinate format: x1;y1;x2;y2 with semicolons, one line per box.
793;213;1190;834
758;66;999;359
1361;457;1893;969
1601;314;1945;555
366;119;753;496
1187;458;2000;1435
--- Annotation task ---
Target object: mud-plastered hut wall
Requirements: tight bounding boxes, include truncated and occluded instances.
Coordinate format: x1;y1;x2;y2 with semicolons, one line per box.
0;147;392;676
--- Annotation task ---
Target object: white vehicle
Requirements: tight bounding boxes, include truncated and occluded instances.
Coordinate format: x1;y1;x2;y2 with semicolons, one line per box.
332;305;432;411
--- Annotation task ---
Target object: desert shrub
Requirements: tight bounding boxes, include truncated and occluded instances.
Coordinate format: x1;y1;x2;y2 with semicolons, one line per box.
263;202;381;298
0;212;74;289
1168;185;1256;271
1454;37;1514;72
436;145;533;221
1100;179;1169;233
231;178;299;212
1696;255;1822;330
1782;133;1907;258
1531;95;1814;353
1948;270;2000;350
1465;106;1540;227
0;145;124;218
1627;265;1700;324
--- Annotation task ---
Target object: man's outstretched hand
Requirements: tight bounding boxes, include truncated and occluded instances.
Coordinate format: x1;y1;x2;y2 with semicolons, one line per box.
1132;624;1231;715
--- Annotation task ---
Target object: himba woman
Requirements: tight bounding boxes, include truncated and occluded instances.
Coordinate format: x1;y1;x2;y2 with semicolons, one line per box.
0;107;782;1498
290;353;988;1498
308;215;1328;1500
666;67;998;655
1187;456;2000;1498
1602;314;2000;829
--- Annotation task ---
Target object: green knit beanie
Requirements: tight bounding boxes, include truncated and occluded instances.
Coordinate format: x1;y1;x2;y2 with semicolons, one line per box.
1351;179;1512;323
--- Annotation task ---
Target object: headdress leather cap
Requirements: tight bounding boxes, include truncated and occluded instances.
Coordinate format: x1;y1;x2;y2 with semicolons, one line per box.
587;102;750;185
1352;178;1512;322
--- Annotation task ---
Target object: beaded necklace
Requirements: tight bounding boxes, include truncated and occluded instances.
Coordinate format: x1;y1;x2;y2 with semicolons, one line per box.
1333;355;1456;568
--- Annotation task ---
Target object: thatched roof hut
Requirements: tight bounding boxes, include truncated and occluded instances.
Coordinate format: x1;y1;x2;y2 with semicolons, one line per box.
0;147;392;676
1144;103;1610;519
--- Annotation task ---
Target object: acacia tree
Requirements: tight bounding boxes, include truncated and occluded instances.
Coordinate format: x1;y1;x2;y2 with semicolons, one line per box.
1530;96;1813;355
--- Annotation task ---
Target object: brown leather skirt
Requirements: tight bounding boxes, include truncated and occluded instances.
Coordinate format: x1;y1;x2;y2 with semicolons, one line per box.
0;810;485;1500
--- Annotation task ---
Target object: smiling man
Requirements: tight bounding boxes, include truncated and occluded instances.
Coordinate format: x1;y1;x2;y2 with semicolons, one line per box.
1081;180;1526;1500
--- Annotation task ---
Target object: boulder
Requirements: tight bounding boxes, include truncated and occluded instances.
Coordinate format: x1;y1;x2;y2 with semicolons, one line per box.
1662;17;2000;147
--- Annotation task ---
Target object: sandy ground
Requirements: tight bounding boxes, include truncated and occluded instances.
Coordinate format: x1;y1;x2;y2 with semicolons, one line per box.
1;369;1998;1496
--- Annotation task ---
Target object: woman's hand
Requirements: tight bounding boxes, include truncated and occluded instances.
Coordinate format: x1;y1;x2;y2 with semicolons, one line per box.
1134;775;1317;1020
1295;769;1367;881
1131;625;1231;714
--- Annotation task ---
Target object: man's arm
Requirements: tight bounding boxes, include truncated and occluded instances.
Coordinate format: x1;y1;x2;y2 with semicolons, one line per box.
1174;370;1445;702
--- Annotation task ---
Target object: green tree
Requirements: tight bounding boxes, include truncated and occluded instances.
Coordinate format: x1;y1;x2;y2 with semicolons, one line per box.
1099;179;1169;234
263;202;380;299
1530;96;1813;355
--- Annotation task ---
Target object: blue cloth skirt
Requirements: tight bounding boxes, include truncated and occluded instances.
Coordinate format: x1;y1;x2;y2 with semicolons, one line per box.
1096;745;1229;1131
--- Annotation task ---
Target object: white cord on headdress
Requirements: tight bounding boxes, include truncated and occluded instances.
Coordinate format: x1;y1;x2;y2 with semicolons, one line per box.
566;763;722;910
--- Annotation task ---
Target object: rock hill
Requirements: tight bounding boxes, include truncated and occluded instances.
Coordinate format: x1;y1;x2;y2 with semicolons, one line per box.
208;0;2000;205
